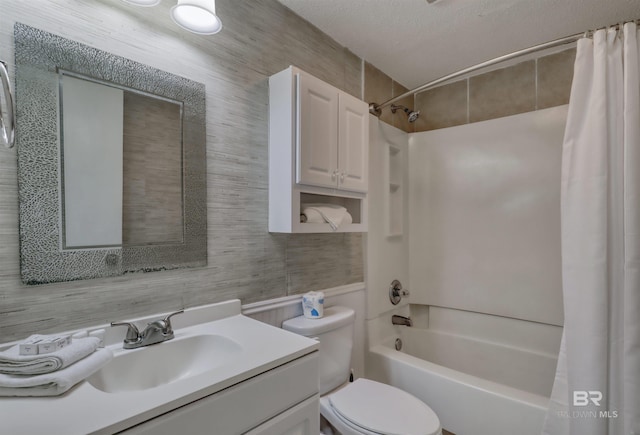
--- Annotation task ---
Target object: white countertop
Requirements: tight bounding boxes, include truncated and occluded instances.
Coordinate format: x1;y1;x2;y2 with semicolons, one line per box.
0;300;318;435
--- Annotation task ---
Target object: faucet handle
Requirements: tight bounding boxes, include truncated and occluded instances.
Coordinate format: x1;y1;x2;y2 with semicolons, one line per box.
161;309;184;334
389;279;409;305
110;321;141;344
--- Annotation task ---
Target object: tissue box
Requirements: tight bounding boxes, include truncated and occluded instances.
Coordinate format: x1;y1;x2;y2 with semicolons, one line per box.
302;291;324;319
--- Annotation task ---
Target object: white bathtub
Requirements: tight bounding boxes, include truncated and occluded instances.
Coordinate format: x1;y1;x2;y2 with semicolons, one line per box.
367;328;557;435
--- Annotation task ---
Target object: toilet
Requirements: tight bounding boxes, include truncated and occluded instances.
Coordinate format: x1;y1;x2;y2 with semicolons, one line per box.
282;306;441;435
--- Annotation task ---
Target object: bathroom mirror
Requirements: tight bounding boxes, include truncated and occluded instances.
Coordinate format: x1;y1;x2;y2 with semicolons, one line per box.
15;23;207;284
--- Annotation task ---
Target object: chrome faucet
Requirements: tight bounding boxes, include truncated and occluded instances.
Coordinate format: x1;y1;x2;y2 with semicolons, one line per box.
111;310;184;349
391;315;413;327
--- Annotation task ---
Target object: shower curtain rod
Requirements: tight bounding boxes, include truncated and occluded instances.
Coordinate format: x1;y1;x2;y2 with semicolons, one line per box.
369;19;639;116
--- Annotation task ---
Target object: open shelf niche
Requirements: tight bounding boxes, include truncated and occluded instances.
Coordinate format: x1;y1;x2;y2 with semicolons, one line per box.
386;144;403;237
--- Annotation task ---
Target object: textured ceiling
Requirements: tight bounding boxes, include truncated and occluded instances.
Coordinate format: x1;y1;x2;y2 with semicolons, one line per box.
278;0;640;89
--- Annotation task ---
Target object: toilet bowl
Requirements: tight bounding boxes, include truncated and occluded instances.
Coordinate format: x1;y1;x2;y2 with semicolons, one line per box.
321;378;441;435
282;306;441;435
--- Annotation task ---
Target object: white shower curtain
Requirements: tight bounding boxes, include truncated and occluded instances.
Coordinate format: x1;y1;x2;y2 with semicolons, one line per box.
543;23;640;435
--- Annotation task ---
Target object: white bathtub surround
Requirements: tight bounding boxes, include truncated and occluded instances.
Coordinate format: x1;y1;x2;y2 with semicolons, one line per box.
366;105;570;434
400;326;557;397
365;304;410;351
365;117;410;319
368;340;548;435
408;105;567;326
366;306;558;434
543;23;640;435
423;306;563;360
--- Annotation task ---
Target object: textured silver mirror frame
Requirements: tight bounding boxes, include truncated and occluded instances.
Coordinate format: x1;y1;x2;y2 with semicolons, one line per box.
15;23;207;284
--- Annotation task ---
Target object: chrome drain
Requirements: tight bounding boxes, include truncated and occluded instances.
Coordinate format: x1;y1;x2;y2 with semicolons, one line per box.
395;338;403;351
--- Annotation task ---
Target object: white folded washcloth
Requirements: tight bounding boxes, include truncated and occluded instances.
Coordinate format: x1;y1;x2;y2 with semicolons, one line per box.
301;203;349;231
0;336;100;375
0;348;113;397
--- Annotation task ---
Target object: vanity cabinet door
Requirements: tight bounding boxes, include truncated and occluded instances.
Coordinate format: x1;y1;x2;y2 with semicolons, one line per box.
338;92;369;193
244;395;319;435
121;352;318;435
296;72;339;189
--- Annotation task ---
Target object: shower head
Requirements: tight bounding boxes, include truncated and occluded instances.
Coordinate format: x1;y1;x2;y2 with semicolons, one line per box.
407;110;420;123
390;104;420;123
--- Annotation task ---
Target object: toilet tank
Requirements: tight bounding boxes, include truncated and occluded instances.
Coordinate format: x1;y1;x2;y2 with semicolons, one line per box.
282;306;355;395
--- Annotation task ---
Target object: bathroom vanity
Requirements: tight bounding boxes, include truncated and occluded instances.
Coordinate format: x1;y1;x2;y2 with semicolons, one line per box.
0;300;320;434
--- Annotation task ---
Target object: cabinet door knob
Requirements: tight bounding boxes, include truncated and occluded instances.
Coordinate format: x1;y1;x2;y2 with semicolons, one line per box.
340;171;346;182
331;170;337;181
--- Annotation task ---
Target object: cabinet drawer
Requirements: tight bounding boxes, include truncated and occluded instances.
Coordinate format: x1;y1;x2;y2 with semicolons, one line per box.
244;395;319;435
122;352;318;435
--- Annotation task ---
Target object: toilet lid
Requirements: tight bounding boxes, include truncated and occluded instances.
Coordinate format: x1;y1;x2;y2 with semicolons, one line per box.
328;379;440;435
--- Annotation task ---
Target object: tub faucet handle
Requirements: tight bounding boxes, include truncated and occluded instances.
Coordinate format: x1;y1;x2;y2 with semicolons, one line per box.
389;279;409;305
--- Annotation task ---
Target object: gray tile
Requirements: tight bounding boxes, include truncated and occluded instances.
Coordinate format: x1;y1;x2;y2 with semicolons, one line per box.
469;61;536;123
537;48;576;109
391;81;415;133
364;62;394;125
344;48;363;99
414;80;468;131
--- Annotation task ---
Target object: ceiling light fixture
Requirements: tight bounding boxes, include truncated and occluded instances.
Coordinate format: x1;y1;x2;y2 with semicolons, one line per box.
170;0;223;35
121;0;222;35
122;0;161;6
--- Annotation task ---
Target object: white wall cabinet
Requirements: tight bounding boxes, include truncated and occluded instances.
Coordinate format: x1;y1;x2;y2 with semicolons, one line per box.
296;72;368;192
296;72;339;189
269;66;369;233
337;91;369;192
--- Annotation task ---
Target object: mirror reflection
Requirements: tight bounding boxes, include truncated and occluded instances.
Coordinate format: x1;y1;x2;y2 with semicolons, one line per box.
60;72;184;249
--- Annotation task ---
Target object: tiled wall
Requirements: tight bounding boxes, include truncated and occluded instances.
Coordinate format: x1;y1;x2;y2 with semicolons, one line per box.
414;48;576;131
364;48;575;133
364;62;415;133
0;0;364;342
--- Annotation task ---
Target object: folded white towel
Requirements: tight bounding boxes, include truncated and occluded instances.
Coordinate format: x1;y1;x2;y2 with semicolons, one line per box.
301;203;349;231
302;208;352;226
301;207;326;223
0;336;100;375
0;348;113;397
343;211;353;226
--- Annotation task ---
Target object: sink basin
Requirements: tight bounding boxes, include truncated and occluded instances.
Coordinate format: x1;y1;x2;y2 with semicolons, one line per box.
88;334;242;393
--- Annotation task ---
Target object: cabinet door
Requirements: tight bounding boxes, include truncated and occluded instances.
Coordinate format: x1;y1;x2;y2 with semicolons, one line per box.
338;92;369;193
296;73;339;189
244;396;319;435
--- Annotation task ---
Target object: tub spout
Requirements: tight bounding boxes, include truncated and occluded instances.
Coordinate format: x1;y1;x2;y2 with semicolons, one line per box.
391;315;412;327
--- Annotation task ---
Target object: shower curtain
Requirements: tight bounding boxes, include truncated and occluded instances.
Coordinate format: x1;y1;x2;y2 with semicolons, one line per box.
542;23;640;435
